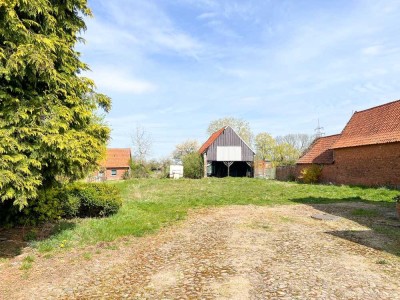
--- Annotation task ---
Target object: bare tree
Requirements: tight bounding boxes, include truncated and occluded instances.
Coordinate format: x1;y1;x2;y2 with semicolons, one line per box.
132;124;152;163
276;133;314;153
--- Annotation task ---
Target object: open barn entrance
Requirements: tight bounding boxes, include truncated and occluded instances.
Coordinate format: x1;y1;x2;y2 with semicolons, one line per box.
209;161;253;177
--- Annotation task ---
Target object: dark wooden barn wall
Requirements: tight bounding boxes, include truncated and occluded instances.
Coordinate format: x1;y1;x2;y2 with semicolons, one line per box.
206;127;254;161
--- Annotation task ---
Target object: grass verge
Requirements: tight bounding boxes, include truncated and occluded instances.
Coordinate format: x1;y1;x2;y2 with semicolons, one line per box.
30;178;398;253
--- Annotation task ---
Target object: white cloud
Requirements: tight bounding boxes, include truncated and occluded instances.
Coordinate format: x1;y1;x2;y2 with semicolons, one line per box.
80;0;400;158
197;12;218;20
217;66;251;78
87;68;156;94
92;0;203;58
362;45;383;56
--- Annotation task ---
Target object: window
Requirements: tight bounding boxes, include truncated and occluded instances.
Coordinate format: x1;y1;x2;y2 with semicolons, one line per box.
111;169;117;176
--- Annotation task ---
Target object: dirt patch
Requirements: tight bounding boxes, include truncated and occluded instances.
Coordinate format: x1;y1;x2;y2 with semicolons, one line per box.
0;203;399;299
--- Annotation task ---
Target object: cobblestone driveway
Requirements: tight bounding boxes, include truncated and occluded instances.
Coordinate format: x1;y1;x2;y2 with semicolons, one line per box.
1;204;399;299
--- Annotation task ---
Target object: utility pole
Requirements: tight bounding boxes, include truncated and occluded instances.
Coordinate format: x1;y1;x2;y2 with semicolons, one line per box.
315;119;325;138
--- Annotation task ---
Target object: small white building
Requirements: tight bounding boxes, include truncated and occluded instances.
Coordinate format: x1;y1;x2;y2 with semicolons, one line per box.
169;164;184;179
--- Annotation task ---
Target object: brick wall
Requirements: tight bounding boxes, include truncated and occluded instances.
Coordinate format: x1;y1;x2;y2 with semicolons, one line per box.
296;142;400;187
105;167;129;181
295;164;336;184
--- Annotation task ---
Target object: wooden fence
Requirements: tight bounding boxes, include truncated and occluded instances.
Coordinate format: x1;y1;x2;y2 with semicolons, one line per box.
275;165;296;181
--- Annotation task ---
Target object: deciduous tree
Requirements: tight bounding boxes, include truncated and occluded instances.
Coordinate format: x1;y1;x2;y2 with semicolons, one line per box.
172;139;200;160
273;142;299;166
130;124;152;178
276;133;314;154
207;117;253;145
0;0;111;208
182;152;203;179
255;132;308;166
131;124;152;163
255;132;276;162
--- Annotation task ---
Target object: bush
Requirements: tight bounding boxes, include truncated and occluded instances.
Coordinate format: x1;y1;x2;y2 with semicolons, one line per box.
129;159;151;178
0;187;71;226
298;164;323;184
182;153;203;179
67;183;122;217
0;183;122;226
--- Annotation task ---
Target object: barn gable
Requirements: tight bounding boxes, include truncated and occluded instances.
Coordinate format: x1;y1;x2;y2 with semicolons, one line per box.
199;126;255;177
199;126;255;161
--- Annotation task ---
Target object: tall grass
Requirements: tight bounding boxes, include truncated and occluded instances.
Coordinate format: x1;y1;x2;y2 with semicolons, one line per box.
33;178;398;252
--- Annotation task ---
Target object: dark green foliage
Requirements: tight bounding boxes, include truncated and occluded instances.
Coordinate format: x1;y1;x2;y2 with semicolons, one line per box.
182;153;203;179
20;188;67;224
68;183;122;217
0;187;69;226
0;183;122;226
0;0;111;208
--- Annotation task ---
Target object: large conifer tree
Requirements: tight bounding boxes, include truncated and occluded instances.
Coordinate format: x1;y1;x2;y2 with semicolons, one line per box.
0;0;111;208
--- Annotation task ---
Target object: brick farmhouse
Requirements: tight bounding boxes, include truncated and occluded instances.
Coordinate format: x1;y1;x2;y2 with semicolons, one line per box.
297;100;400;187
91;148;131;181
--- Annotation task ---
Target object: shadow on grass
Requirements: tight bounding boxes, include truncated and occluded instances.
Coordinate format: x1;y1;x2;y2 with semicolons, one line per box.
0;221;76;259
291;197;400;257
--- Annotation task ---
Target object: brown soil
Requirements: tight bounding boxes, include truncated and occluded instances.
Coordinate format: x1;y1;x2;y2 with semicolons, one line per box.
0;203;399;299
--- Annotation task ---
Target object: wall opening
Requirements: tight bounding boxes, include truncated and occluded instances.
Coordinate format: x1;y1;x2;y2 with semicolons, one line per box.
209;161;252;177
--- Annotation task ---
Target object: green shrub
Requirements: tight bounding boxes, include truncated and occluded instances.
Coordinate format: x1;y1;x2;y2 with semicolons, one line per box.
182;152;203;179
67;183;122;217
21;188;66;225
0;188;65;226
0;183;122;226
298;164;323;184
129;160;150;178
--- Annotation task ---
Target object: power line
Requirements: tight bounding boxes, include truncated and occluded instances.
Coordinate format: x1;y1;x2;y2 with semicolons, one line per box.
315;119;325;138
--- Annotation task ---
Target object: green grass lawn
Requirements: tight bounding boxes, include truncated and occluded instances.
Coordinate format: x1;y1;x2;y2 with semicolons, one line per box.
33;178;399;253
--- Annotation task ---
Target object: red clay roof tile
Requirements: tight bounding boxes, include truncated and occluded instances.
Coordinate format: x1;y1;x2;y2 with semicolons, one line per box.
198;127;225;154
297;134;341;164
332;100;400;149
101;148;131;168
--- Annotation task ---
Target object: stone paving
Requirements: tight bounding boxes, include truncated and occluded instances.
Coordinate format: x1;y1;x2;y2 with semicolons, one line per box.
1;204;399;299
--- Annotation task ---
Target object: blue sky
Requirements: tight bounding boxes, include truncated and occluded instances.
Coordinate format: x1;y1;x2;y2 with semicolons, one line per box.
79;0;400;158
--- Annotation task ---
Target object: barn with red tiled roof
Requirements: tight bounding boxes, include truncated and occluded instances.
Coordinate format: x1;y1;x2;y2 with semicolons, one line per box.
199;126;255;177
297;134;341;165
332;100;400;149
296;100;400;187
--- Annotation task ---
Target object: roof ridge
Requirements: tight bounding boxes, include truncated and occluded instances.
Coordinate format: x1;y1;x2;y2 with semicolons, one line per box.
107;148;131;150
353;99;400;114
297;133;340;164
225;126;255;154
332;99;400;149
318;133;341;139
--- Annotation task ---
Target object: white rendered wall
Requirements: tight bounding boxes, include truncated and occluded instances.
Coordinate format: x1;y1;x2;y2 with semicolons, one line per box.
216;146;242;161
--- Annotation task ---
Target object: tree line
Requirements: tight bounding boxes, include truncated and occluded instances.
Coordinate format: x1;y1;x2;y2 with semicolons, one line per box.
130;117;316;179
